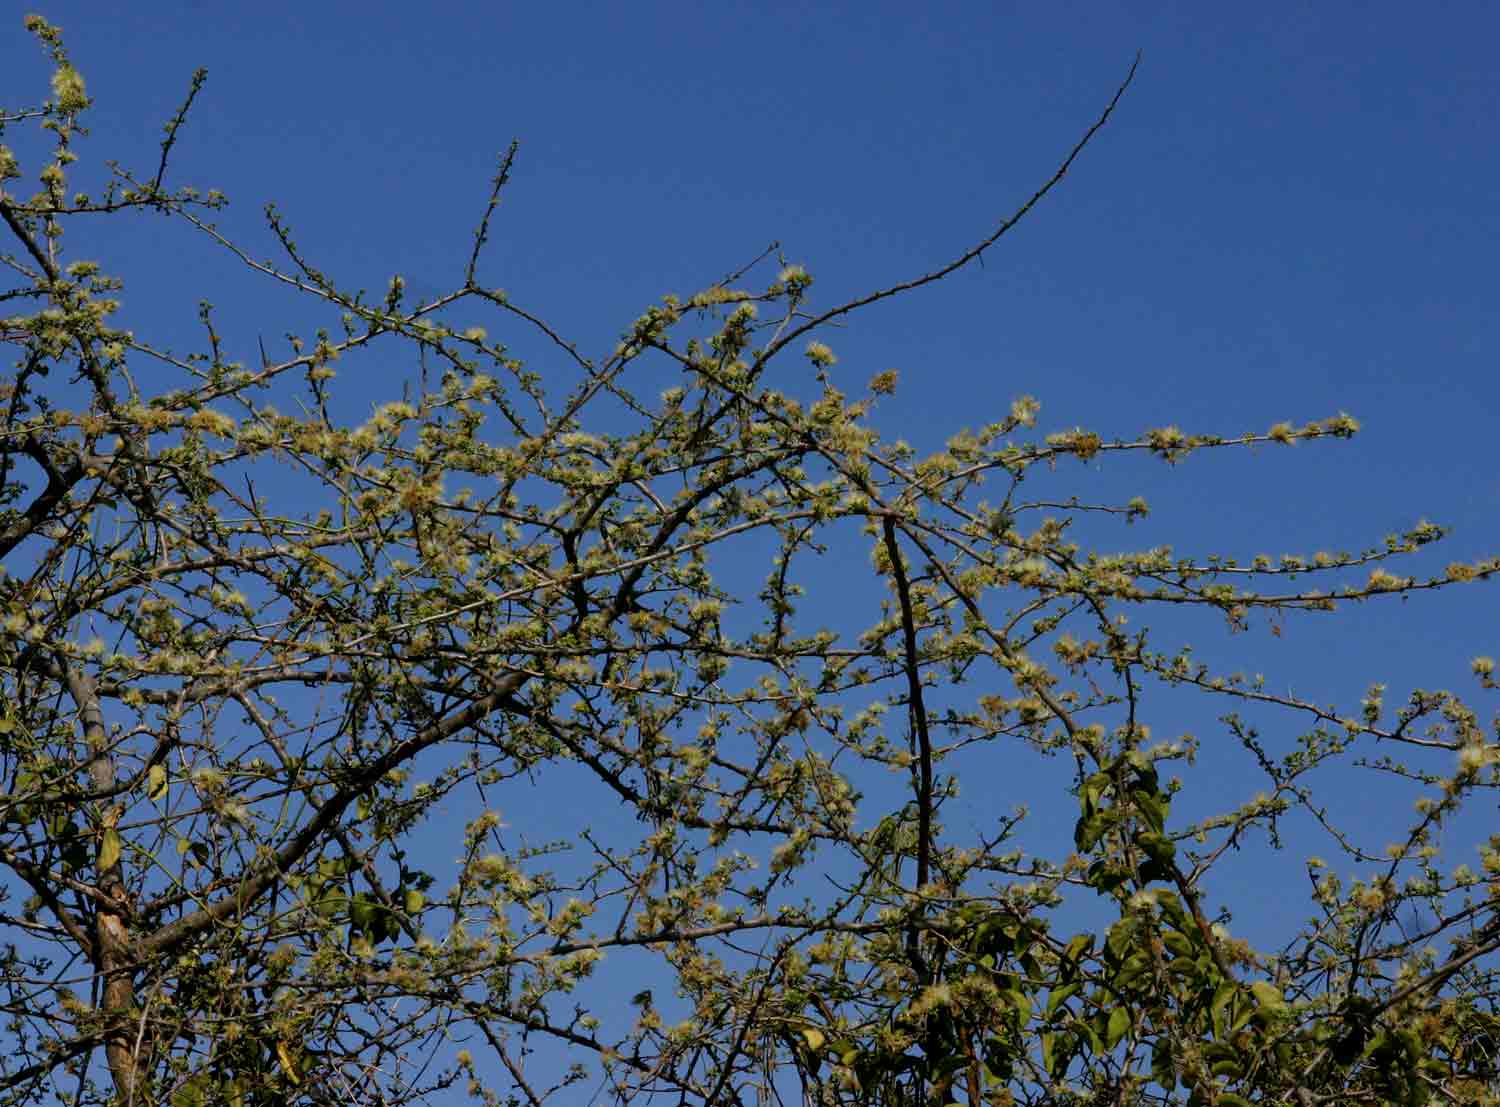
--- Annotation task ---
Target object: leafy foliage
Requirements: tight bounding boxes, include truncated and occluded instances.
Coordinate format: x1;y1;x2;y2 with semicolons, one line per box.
1;19;1497;1107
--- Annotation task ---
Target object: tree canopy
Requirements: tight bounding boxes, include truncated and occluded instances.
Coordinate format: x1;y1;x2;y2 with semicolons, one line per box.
2;18;1498;1107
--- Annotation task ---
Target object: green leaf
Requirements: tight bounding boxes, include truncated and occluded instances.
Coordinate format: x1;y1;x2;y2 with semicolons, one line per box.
1080;772;1110;814
1046;982;1080;1020
1106;914;1137;949
801;1027;825;1052
1156;892;1189;930
1104;1005;1130;1048
933;1055;967;1081
349;894;379;932
1126;753;1158;784
1074;812;1109;852
1211;981;1237;1039
1062;932;1092;964
403;888;425;914
1395;1027;1423;1060
1114;950;1152;989
1135;789;1170;831
1162;929;1195;959
1149;1038;1176;1088
148;763;168;801
172;1073;210;1107
1250;980;1287;1015
379;911;401;942
1134;829;1175;863
98;828;121;871
1229;993;1257;1034
1086;859;1130;894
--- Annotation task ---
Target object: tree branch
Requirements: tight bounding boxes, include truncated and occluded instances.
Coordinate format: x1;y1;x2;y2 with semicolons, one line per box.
881;515;934;984
137;670;526;959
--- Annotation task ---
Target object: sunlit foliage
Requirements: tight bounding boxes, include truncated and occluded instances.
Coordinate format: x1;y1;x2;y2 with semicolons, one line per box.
2;20;1497;1107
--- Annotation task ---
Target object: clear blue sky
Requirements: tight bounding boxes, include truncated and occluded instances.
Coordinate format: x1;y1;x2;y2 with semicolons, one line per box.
5;0;1498;1094
8;2;1493;546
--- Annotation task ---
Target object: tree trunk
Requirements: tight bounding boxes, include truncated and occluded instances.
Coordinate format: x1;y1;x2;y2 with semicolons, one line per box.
69;668;143;1102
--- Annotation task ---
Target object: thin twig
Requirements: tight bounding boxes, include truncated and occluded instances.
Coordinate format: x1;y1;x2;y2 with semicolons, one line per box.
466;140;519;286
756;52;1140;366
149;68;208;195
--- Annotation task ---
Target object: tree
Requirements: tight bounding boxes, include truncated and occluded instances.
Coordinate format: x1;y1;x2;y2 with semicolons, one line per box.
2;17;1498;1107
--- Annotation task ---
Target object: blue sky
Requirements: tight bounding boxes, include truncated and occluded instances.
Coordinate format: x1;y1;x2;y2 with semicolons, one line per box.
8;2;1493;538
4;0;1499;1097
